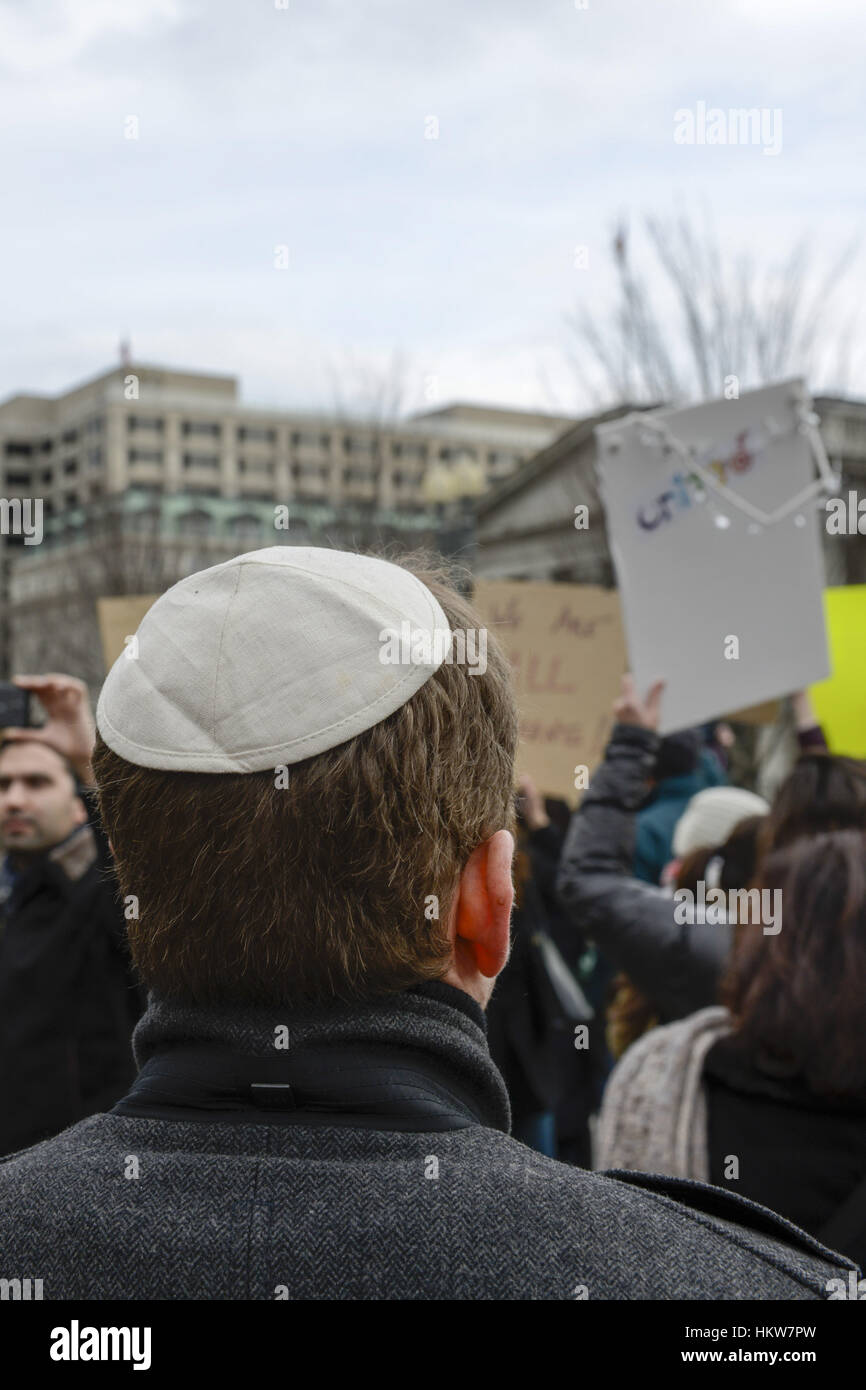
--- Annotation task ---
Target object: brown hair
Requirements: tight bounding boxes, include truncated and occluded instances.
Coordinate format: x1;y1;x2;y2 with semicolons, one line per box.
763;752;866;852
721;830;866;1095
92;553;518;1008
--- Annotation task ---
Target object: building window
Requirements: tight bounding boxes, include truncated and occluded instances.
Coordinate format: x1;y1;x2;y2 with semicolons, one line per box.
130;449;164;465
182;420;221;438
344;436;374;456
5;472;30;489
4;441;33;457
127;506;161;533
61;429;78;445
183;453;219;469
395;442;427;461
88;448;102;468
63;459;78;475
177;509;213;537
128;415;165;433
228;514;262;542
238;425;276;444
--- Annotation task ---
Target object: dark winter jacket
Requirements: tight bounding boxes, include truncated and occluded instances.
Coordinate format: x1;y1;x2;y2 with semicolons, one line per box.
556;723;731;1023
705;1033;866;1269
0;791;143;1156
0;979;854;1299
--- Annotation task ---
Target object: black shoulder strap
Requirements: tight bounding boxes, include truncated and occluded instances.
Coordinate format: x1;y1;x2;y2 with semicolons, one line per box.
604;1168;859;1269
816;1172;866;1259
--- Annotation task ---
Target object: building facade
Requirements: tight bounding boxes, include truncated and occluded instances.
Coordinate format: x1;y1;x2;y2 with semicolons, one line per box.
0;362;572;686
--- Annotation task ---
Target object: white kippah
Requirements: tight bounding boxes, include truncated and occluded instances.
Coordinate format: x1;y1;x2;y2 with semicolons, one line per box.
96;546;451;772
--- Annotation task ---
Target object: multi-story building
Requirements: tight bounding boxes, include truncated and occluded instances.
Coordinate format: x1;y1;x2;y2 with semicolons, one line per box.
0;361;572;688
0;361;570;519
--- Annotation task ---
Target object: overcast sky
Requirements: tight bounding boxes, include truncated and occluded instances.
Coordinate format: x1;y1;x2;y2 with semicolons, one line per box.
1;0;864;417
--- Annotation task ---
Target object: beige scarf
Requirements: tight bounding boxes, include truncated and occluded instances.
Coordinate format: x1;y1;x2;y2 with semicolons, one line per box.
596;1006;733;1181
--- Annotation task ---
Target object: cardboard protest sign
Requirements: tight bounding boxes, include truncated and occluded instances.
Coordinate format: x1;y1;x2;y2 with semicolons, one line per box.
97;595;158;672
809;586;866;757
472;579;627;805
595;379;831;735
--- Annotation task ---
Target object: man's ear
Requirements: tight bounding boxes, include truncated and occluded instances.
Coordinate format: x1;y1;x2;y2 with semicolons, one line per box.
451;829;514;983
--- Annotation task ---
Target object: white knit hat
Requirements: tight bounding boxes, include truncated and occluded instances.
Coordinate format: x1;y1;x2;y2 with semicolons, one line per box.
672;786;769;859
96;546;452;772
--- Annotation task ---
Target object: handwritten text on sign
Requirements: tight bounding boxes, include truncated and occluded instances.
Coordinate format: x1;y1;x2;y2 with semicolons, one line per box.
472;580;628;805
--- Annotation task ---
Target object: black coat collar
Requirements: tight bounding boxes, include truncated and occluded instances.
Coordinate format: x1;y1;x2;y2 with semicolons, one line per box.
116;979;510;1134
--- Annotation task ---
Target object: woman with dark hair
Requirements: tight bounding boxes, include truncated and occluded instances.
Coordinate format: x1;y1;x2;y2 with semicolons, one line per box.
597;825;866;1268
763;752;866;850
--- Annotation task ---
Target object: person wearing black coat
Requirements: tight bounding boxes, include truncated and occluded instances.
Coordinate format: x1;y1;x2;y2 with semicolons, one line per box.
0;675;144;1157
556;709;729;1023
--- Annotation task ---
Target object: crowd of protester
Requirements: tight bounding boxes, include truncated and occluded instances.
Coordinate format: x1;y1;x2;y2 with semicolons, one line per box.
0;549;863;1298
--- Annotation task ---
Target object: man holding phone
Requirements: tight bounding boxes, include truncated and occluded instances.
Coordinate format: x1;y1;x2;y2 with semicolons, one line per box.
0;674;143;1156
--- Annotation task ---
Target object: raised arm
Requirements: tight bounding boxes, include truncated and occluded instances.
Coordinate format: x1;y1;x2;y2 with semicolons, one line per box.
555;676;731;1021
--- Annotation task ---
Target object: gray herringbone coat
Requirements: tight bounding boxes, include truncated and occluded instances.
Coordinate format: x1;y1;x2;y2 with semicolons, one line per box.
0;982;855;1300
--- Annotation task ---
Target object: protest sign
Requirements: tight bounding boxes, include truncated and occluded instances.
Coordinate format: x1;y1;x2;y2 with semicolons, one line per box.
810;585;866;757
595;379;832;735
97;595;158;672
472;579;627;805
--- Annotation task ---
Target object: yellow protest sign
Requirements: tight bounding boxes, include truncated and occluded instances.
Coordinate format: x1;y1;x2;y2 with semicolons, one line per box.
809;586;866;757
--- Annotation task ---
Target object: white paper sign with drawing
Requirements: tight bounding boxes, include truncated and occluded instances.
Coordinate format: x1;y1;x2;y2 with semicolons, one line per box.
594;378;835;735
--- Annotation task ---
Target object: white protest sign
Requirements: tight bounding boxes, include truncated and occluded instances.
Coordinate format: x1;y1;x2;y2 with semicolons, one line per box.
595;379;832;735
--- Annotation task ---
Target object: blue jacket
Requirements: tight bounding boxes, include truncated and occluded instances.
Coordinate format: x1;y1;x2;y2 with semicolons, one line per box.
633;750;726;884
